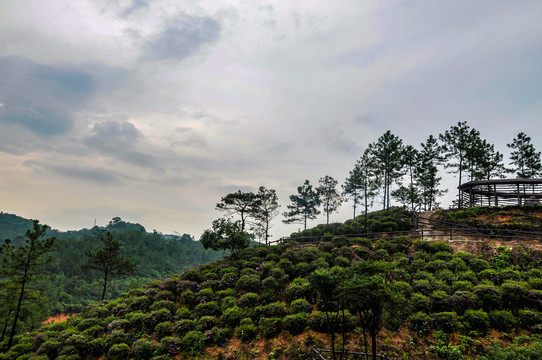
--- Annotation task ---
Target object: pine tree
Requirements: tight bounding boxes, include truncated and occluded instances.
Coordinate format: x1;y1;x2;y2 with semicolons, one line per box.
507;132;542;179
317;175;343;224
82;231;136;301
251;186;280;245
0;220;56;348
439;122;481;203
216;190;256;232
344;148;380;232
417;135;447;210
392;145;420;213
282;180;321;230
370;131;405;210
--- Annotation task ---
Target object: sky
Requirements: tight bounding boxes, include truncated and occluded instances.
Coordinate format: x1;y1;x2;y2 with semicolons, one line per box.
1;0;542;240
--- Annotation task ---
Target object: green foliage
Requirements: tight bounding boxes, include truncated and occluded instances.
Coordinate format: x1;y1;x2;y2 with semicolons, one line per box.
261;317;282;338
221;306;244;327
408;311;432;334
433;312;457;333
460;309;490;334
489;310;516;332
107;343;130;360
237;318;256;342
282;313;307;335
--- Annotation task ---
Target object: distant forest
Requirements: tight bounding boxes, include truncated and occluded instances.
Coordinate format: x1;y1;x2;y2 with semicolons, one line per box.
0;212;224;331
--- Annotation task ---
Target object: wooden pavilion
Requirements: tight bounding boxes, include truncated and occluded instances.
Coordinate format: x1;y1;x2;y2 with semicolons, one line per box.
457;178;542;208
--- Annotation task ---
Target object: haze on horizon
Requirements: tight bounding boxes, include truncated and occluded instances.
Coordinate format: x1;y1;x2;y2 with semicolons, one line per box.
1;0;542;239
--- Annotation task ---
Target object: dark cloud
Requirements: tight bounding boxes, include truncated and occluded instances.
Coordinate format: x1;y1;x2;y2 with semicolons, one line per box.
84;120;162;170
0;57;127;137
0;57;94;135
149;16;220;61
50;165;121;184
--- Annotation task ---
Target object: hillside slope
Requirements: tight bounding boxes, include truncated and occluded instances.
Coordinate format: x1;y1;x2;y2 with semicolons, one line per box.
3;212;542;359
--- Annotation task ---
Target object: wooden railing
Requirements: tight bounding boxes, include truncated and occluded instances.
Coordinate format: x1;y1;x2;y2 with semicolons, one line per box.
312;347;391;360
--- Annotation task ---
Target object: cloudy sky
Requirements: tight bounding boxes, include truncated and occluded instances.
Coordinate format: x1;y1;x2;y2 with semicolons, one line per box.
1;0;542;239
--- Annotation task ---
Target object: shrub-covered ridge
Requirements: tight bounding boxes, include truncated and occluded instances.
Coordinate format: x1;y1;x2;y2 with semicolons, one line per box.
4;232;542;359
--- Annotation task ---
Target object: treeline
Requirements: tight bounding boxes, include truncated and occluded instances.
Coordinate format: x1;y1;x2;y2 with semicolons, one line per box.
204;122;542;244
0;216;224;343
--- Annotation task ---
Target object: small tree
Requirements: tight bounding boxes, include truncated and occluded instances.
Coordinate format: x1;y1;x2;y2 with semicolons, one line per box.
439;121;481;202
344;148;380;232
200;218;250;259
417;135;446;210
82;231;136;301
282;180;321;230
309;267;348;360
216;190;256;232
343;275;391;360
318;175;343;224
370;131;405;210
0;220;56;348
251;186;280;245
392;145;420;213
507;132;542;179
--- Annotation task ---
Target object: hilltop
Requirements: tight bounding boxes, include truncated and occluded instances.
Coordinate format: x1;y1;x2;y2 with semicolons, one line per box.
3;207;542;359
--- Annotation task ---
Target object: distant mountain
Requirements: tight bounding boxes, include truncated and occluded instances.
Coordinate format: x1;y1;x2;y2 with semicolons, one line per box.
0;212;225;318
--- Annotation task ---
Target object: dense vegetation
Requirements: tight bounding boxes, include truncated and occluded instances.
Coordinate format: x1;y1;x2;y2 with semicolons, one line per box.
0;213;224;335
4;220;542;359
438;205;542;232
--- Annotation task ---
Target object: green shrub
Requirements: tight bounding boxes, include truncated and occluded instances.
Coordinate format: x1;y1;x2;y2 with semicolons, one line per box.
411;293;431;313
431;291;450;312
76;318;101;331
38;340;62;358
176;307;192;319
181;289;196;307
285;277;314;302
290;298;310;314
501;281;528;313
283;313;307;335
197;316;217;330
450;291;477;315
261;317;282;338
195;301;221;317
221;306;244;327
408;311;432;334
461;309;489;334
220;296;238;312
174;319;195;336
237;319;256;342
236;275;261;292
149;308;172;325
155;290;175;301
155;321;173;340
517;310;542;328
238;292;258;309
527;289;542;311
254;301;287;319
474;284;502;310
451;280;474;293
262;277;278;291
489;310;516;332
108;343;130;360
433;312;457;333
82;324;104;337
157;336;183;356
131;339;155;360
182;331;206;355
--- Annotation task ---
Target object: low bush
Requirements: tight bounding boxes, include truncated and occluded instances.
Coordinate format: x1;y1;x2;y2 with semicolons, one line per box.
261;317;282;338
489;310;516;332
174;319;196;336
283;313;307;335
433;312;457;333
408;311;432;334
238;292;259;309
290;298;310;314
221;306;244;327
237;319;256;342
194;301;221;317
155;321;173;340
108;343;130;360
182;331;206;355
461;309;490;334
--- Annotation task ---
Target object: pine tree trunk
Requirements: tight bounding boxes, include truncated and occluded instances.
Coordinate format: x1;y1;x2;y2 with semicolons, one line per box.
101;269;109;301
